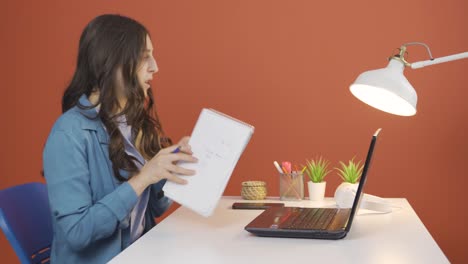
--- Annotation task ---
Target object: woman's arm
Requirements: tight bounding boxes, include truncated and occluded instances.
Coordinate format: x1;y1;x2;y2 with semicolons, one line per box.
43;130;139;252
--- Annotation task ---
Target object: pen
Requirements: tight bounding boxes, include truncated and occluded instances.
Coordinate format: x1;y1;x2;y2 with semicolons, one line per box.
172;146;181;153
273;161;284;174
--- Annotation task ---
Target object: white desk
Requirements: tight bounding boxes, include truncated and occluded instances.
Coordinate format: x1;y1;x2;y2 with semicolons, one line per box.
109;197;449;264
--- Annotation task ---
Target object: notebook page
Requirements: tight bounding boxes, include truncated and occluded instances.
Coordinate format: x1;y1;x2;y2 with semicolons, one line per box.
162;108;254;217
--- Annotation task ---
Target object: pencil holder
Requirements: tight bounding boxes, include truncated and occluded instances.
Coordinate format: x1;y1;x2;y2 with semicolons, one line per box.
279;173;304;201
241;181;267;200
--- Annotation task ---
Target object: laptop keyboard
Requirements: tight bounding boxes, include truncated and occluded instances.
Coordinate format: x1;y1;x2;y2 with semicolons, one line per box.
281;208;338;230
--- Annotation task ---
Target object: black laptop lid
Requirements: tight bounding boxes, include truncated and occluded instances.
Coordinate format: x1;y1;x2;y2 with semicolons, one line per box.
344;128;381;232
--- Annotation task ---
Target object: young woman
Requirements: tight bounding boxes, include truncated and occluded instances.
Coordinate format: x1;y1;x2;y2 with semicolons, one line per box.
43;14;197;263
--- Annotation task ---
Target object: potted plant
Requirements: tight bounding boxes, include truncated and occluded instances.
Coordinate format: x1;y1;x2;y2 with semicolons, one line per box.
336;157;364;184
334;157;364;206
303;156;331;201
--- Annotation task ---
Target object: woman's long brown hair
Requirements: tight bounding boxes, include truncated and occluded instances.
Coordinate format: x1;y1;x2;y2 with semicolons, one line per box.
62;14;169;181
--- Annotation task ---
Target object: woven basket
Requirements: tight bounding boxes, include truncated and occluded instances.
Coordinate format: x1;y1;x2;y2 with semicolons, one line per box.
241;181;267;200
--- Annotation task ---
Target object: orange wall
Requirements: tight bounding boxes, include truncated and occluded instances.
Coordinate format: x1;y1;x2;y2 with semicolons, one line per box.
1;0;467;263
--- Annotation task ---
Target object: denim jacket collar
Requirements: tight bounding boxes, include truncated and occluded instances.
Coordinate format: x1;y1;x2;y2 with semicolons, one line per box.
76;94;109;144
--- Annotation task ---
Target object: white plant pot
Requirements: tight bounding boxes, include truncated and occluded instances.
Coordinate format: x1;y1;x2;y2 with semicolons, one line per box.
307;181;326;201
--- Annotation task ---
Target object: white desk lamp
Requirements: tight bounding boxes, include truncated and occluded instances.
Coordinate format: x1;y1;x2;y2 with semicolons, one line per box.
350;42;468;116
341;43;467;213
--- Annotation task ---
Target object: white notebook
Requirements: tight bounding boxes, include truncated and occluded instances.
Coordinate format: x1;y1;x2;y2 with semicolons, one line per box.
162;108;255;217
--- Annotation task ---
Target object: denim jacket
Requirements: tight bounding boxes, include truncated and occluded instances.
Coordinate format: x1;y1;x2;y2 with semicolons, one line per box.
43;95;171;263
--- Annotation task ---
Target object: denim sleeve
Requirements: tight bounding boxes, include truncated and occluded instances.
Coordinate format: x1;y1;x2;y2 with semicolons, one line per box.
43;130;138;252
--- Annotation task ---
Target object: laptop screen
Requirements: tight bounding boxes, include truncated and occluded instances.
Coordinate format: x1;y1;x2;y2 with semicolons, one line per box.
345;128;381;232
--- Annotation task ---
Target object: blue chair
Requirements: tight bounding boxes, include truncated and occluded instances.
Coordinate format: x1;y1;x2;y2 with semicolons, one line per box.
0;183;53;264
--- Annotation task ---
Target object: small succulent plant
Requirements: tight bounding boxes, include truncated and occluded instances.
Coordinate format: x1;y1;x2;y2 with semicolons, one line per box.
336;157;364;184
303;156;331;183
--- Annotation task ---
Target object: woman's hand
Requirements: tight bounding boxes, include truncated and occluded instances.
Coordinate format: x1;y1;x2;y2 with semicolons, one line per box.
129;136;197;195
176;136;193;155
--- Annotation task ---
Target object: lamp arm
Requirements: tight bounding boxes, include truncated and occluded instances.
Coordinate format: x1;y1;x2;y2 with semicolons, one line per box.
411;51;468;69
403;42;434;59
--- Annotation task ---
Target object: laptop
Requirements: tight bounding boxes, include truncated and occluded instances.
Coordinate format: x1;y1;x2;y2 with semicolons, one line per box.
245;128;381;240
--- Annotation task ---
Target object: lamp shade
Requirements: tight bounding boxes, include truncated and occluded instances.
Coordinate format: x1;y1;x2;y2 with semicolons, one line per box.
350;59;418;116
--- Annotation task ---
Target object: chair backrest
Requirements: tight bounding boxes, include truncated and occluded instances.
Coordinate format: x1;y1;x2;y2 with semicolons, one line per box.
0;183;53;264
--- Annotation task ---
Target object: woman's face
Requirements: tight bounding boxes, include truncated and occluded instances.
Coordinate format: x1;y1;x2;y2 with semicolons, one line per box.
137;35;158;97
